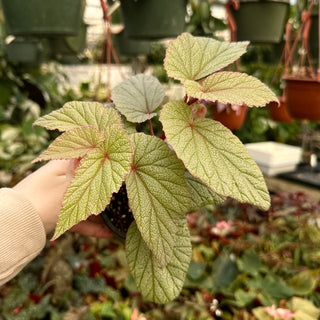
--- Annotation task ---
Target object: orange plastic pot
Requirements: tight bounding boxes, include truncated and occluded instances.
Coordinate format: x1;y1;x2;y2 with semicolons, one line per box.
283;76;320;121
212;103;247;130
268;96;294;123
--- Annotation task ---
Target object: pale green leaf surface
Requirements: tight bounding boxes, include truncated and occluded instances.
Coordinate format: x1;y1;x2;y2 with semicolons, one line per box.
289;297;320;320
164;32;248;82
126;133;190;266
33;126;104;162
126;220;192;304
53;126;132;239
160;101;270;210
185;72;278;107
112;74;165;123
34;101;122;132
185;171;225;212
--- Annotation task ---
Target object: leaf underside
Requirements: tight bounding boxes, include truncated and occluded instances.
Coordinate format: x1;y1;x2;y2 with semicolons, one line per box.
112;74;165;123
126;220;192;304
126;133;190;267
160;101;270;210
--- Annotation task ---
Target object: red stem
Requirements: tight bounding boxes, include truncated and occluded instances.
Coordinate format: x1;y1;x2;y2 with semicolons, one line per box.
148;119;154;136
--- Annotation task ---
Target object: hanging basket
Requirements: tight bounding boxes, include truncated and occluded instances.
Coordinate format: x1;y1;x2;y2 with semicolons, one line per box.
268;96;294;123
49;22;87;64
5;38;43;65
230;0;290;43
119;0;187;40
211;103;247;130
1;0;84;36
115;30;151;56
283;76;320;121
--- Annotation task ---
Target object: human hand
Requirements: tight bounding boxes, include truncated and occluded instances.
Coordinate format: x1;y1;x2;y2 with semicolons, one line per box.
13;159;113;239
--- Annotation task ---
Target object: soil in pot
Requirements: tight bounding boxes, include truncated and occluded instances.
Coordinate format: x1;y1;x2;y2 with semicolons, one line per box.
100;184;134;243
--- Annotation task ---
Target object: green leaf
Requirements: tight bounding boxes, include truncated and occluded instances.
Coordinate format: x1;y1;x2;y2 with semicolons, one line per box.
126;220;192;304
126;133;190;266
234;288;257;307
33;126;105;162
33;101;122;132
289;270;317;295
185;72;278;107
187;261;207;281
237;249;261;276
164;32;248;82
247;274;294;300
252;307;273;320
160;101;270;210
289;297;320;320
212;251;239;290
185;171;225;212
111;74;165;123
53;126;132;239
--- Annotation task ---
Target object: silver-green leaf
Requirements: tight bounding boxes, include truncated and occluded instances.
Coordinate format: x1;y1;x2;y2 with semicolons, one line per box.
33;101;122;132
126;220;192;304
164;32;248;82
126;133;190;267
160;101;270;210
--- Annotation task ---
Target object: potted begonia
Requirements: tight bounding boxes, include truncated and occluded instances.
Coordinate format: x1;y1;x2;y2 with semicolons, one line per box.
32;32;277;304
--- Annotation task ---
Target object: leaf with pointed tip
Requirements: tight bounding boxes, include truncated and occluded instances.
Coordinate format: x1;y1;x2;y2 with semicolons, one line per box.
126;133;190;267
185;72;278;107
33;126;104;162
185;171;225;212
111;74;165;123
160;101;270;210
126;220;191;304
33;101;122;132
52;126;132;239
164;32;248;82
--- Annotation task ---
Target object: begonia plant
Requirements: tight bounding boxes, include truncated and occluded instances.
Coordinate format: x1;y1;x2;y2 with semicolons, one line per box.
33;32;277;303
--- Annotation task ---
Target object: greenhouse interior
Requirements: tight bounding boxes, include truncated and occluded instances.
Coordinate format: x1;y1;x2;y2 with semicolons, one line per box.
0;0;319;319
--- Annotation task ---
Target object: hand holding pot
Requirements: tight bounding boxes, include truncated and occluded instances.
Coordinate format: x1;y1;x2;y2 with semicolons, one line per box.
13;159;113;239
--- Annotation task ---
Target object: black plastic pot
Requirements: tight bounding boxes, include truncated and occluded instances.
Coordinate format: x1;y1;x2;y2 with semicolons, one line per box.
120;0;187;39
1;0;83;36
230;0;290;43
5;38;43;65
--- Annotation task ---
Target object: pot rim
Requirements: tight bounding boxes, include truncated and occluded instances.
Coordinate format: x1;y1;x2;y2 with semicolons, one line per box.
282;75;320;84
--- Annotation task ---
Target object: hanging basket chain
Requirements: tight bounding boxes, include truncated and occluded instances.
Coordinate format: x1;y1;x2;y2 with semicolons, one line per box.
226;0;241;71
284;0;317;79
96;0;125;102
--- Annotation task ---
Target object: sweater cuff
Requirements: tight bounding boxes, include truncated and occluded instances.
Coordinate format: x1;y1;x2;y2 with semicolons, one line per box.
0;188;46;286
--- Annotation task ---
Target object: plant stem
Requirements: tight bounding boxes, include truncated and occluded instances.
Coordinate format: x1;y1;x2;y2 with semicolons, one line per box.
148;119;154;136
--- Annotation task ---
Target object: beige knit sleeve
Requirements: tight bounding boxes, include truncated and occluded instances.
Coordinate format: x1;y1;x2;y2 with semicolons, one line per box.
0;188;46;286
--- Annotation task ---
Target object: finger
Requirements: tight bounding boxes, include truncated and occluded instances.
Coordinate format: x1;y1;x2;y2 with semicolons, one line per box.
69;220;114;239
